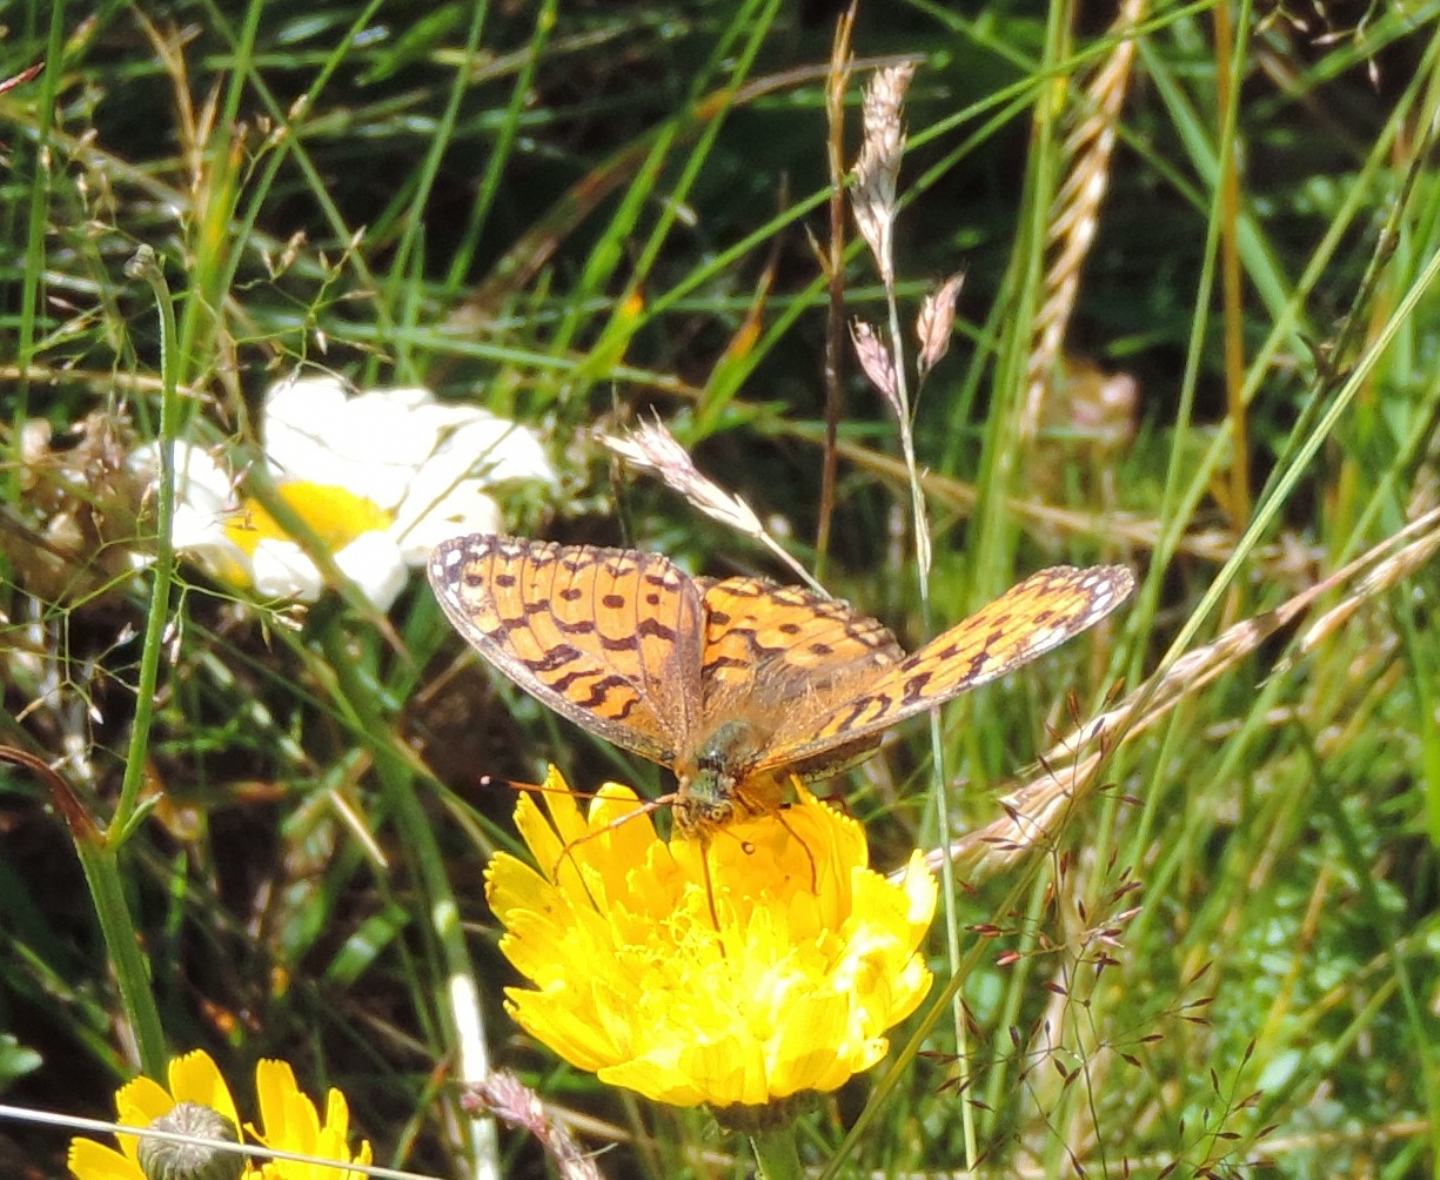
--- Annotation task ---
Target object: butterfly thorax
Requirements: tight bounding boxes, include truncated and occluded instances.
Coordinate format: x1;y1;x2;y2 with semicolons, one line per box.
674;719;787;835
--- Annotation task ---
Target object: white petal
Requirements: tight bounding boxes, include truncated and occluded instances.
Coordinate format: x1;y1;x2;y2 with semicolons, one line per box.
334;531;408;611
265;375;413;506
250;538;324;602
265;377;437;509
264;373;557;509
391;418;554;551
343;388;448;472
132;443;255;587
391;487;501;563
170;501;229;552
433;413;557;488
263;374;352;476
170;508;253;586
131;440;236;516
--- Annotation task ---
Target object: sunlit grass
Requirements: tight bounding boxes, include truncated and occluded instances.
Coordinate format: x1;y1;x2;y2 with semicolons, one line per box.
3;1;1440;1175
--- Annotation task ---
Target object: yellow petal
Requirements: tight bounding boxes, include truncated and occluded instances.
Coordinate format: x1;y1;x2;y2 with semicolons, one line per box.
67;1138;143;1180
169;1048;243;1134
114;1075;172;1125
254;1058;318;1148
113;1075;175;1163
251;1059;370;1179
511;789;567;883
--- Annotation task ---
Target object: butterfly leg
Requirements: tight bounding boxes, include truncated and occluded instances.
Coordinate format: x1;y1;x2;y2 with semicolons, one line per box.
772;803;819;892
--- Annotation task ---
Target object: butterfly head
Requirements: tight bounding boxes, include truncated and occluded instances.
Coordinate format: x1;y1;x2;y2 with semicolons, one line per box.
672;784;738;836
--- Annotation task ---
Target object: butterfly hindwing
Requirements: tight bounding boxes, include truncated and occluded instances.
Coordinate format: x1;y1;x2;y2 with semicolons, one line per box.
697;576;903;720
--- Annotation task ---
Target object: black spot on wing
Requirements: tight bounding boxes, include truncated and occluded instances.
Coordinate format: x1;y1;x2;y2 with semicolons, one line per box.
902;671;932;704
519;643;582;674
638;616;678;641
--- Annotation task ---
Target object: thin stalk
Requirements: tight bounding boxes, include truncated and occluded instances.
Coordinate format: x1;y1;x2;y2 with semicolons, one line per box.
198;0;391;384
1212;0;1250;532
0;749;166;1079
821;820;1053;1178
815;3;856;573
883;270;977;1166
170;0;259;391
111;246;180;838
194;0;395;343
10;0;65;498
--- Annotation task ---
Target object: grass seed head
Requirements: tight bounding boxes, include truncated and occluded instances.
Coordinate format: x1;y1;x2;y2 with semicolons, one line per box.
852;62;915;287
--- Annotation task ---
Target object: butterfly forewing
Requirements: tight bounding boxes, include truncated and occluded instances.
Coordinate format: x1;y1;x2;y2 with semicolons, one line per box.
753;564;1135;771
428;535;704;765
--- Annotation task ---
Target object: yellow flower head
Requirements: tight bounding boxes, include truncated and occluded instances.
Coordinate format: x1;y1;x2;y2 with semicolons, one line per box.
67;1049;372;1180
486;768;937;1111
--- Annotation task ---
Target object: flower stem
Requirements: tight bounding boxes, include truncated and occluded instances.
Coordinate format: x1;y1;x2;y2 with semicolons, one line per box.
750;1126;804;1180
0;749;167;1077
111;245;179;838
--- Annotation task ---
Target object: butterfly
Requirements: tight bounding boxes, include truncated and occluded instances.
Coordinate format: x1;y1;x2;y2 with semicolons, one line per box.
428;534;1134;835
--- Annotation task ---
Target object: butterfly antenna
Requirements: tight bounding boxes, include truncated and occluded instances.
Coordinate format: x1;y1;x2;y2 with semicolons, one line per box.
546;793;674;884
479;773;610;806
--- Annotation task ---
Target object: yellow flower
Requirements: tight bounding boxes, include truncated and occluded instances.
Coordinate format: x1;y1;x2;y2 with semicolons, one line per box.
486;768;937;1111
67;1049;371;1180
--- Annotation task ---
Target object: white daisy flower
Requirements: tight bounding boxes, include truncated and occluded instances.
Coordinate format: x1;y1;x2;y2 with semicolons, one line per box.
136;374;556;611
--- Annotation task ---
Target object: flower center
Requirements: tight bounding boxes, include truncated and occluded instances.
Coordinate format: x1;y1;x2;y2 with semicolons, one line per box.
223;481;393;556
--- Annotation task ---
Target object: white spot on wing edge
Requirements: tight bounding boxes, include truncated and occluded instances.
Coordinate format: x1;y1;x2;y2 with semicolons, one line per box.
1024;623;1067;652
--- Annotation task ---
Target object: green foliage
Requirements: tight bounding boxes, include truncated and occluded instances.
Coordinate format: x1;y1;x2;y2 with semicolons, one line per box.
4;0;1440;1175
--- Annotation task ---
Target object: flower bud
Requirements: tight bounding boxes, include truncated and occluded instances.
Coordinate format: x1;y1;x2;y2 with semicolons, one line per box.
136;1101;244;1180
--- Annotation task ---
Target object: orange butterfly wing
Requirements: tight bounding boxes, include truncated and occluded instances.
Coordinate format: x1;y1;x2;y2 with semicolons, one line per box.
688;576;905;781
427;535;703;766
430;536;1135;815
752;564;1135;772
697;576;903;713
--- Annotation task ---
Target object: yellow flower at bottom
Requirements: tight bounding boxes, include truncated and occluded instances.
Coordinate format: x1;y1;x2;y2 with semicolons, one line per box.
249;1059;373;1180
67;1049;371;1180
486;768;937;1111
68;1050;242;1180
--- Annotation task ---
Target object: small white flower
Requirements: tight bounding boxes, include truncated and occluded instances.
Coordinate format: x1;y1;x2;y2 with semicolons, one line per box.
136;374;556;611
